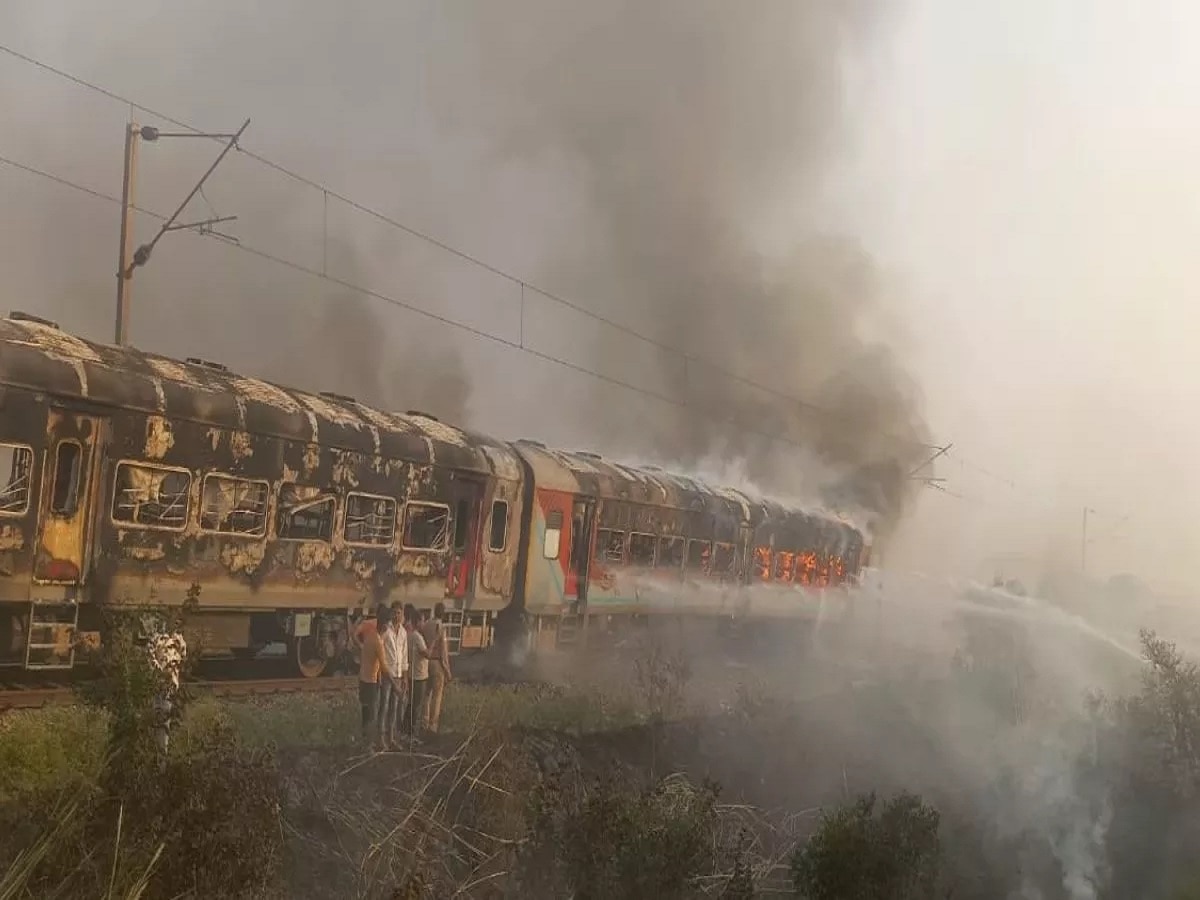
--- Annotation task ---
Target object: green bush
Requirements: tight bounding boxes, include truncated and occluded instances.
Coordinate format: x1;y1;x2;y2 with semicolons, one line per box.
790;791;941;900
1;588;283;899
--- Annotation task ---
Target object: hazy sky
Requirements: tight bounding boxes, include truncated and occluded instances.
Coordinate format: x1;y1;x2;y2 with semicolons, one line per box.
1;1;1197;588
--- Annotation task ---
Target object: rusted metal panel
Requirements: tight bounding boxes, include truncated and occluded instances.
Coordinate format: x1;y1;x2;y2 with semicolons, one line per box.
89;407;521;612
0;317;525;620
0;385;44;603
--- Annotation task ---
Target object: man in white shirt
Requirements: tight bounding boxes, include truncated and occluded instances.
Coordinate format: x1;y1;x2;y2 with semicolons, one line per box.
403;608;431;742
379;602;408;749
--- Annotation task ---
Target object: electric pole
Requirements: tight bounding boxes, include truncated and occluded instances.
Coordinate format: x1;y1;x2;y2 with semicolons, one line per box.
114;118;249;347
114;122;140;348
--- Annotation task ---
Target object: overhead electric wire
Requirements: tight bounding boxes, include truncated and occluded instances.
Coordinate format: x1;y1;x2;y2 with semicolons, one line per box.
0;148;892;460
0;39;939;451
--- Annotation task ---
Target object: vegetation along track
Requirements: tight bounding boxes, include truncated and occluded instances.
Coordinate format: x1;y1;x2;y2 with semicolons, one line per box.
0;674;358;711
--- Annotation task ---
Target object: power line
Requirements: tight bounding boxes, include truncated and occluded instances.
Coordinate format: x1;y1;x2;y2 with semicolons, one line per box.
0;39;940;450
0;148;912;462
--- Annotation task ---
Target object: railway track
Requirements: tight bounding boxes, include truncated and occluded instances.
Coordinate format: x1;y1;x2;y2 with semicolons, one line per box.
0;674;357;712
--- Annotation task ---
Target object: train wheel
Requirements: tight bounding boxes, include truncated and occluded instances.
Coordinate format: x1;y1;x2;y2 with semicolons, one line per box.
292;633;329;678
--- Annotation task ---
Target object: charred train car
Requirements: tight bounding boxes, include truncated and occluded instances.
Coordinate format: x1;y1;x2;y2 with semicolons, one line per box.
0;312;868;674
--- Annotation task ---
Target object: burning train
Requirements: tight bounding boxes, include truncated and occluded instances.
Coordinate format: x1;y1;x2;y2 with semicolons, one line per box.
0;312;869;675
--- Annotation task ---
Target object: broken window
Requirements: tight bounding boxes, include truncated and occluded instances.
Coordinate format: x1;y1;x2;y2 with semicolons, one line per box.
50;441;83;517
344;492;397;546
0;444;33;516
754;546;772;581
713;542;737;577
686;539;711;573
488;500;508;552
543;509;563;559
628;532;656;567
200;474;269;536
276;484;334;542
596;529;626;564
774;550;795;583
657;536;685;569
402;502;450;550
112;462;191;529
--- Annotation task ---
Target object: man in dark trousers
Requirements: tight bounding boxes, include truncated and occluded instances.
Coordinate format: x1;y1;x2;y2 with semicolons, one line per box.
422;602;453;733
402;607;431;744
357;605;393;750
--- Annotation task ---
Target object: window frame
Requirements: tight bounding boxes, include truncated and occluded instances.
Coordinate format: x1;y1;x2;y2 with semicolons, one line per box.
488;499;509;553
685;538;711;571
49;440;84;518
595;528;627;565
198;472;271;539
543;509;563;560
400;500;452;552
342;490;398;548
627;531;657;567
657;535;686;570
712;541;737;576
275;488;337;544
0;442;34;518
110;460;193;533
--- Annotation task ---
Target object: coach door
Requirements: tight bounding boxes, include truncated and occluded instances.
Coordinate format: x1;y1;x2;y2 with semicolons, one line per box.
446;478;484;600
566;497;595;606
33;410;104;586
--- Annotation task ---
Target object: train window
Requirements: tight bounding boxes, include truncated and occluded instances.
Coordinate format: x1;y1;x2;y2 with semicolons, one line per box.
200;474;269;537
453;499;470;551
344;492;397;546
596;528;626;564
49;441;83;517
488;500;508;552
686;539;710;571
112;462;191;530
402;502;450;550
543;510;563;559
713;542;737;576
0;444;33;516
276;485;335;542
774;550;795;583
628;532;656;567
753;546;772;581
657;536;685;569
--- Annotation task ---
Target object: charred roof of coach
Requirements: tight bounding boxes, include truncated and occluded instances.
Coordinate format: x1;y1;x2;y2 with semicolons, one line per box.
511;442;864;551
0;314;521;479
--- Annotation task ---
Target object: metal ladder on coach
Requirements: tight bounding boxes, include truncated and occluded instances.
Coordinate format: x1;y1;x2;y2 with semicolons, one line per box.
442;610;464;656
24;600;80;670
556;612;581;648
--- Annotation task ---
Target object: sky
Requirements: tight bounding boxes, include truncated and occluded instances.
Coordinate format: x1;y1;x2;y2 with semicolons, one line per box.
0;1;1197;589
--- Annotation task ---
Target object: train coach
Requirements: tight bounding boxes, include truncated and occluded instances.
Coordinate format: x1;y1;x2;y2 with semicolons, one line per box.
0;311;868;676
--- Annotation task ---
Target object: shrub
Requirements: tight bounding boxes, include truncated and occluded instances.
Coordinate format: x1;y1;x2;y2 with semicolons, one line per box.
518;773;722;899
790;791;941;900
2;585;283;899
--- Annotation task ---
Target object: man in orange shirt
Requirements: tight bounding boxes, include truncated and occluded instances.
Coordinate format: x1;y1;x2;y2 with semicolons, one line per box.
357;605;393;748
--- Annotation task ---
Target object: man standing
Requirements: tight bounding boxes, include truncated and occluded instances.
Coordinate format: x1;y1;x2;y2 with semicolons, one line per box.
379;601;408;749
422;602;453;734
357;605;393;750
403;607;431;743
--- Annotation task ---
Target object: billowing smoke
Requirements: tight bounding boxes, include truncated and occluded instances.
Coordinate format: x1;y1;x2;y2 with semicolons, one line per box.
0;1;926;532
431;0;930;532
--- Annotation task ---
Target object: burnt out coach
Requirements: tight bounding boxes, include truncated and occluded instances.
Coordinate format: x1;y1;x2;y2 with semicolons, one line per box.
0;312;868;676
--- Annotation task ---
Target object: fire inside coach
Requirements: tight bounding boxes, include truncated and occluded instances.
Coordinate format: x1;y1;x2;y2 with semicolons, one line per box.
0;312;868;677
